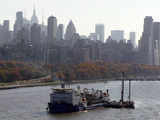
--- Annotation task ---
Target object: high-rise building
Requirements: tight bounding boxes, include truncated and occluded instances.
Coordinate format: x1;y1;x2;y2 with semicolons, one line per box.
129;32;136;48
14;11;23;33
3;20;9;31
95;24;104;42
0;20;11;45
16;11;23;20
151;22;160;65
3;20;11;44
31;23;41;62
31;7;39;25
31;23;41;47
154;40;159;65
16;27;30;46
143;16;153;35
140;17;153;52
57;24;64;40
65;20;76;40
111;30;124;42
139;16;153;65
47;16;57;45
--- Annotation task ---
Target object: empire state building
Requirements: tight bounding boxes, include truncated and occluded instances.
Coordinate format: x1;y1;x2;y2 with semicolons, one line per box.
31;7;39;25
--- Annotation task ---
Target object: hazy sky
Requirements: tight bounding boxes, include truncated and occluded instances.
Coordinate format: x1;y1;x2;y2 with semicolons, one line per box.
1;0;160;43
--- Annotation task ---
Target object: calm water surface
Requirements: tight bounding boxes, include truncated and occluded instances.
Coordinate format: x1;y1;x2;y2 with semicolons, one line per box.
0;81;160;120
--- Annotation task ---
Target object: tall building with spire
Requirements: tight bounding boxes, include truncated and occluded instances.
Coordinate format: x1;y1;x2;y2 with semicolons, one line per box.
31;6;39;25
31;23;41;47
65;20;76;40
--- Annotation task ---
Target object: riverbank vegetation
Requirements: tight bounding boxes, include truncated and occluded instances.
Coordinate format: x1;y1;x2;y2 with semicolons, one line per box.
50;61;160;81
0;61;46;83
1;61;160;84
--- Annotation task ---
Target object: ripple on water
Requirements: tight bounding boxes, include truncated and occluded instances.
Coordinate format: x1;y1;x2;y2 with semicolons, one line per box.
1;81;160;120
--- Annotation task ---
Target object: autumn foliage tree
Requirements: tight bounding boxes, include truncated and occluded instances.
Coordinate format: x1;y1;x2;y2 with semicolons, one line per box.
52;62;160;81
0;61;46;83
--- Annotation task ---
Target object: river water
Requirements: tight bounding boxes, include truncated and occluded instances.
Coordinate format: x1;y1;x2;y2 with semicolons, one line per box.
0;81;160;120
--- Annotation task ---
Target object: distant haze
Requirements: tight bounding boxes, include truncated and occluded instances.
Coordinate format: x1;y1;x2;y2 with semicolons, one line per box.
1;0;160;43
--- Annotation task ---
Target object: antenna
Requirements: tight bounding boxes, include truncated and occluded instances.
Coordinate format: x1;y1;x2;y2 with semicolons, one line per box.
41;9;44;25
33;1;36;15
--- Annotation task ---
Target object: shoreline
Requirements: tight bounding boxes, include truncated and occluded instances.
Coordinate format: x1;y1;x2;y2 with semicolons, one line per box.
0;79;107;90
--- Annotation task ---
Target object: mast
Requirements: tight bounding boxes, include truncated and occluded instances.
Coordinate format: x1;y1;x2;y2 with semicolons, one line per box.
128;79;131;102
121;72;125;103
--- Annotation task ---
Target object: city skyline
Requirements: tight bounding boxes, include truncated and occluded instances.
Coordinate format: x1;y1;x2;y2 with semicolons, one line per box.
2;0;160;43
1;9;138;43
0;9;157;69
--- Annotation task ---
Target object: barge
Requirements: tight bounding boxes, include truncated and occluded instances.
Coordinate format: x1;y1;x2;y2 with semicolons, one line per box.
47;72;135;113
47;85;110;113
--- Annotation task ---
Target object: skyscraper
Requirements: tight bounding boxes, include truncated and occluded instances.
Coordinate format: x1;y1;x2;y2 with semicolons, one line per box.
3;20;9;31
47;16;57;45
14;11;23;33
139;16;153;65
31;23;41;62
151;22;160;65
3;20;11;44
154;40;159;65
31;7;39;25
111;30;124;42
16;27;30;46
65;20;76;40
95;24;104;42
57;24;64;40
143;16;153;35
145;16;154;65
31;23;41;47
129;32;136;48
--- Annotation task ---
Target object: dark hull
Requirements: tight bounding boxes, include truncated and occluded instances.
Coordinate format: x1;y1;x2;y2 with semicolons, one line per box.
48;103;82;113
47;101;134;114
103;101;135;109
47;103;105;113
